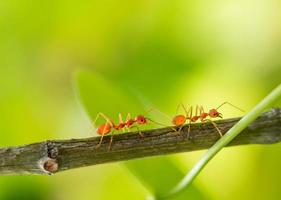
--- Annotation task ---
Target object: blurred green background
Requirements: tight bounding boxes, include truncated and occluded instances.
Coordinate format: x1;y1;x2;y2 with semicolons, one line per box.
0;0;281;199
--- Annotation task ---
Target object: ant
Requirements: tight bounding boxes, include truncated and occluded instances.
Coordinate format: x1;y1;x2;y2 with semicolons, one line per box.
93;112;155;150
172;102;244;137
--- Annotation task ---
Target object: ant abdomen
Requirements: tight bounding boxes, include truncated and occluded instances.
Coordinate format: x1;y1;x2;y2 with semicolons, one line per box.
97;124;111;135
172;115;186;126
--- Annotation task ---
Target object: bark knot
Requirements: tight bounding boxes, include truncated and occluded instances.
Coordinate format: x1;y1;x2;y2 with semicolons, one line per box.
43;158;58;173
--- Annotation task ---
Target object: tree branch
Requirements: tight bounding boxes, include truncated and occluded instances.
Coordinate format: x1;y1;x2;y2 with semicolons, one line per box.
0;108;280;175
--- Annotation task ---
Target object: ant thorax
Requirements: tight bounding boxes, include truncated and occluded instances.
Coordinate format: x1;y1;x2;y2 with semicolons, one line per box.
190;116;199;122
200;112;208;120
126;119;135;127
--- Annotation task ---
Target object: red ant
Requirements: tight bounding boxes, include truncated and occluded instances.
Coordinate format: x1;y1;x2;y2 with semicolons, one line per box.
172;102;244;137
94;113;153;150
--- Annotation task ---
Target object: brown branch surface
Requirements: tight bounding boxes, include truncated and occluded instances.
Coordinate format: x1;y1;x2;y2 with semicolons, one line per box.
0;108;280;175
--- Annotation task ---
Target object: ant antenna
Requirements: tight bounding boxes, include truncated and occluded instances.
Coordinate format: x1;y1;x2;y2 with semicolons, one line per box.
146;117;177;132
146;107;171;121
93;112;114;127
216;102;244;112
146;117;167;127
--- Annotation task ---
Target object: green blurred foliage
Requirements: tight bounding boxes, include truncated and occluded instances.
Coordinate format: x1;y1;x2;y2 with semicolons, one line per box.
0;0;281;200
0;176;51;200
76;71;209;199
125;157;208;200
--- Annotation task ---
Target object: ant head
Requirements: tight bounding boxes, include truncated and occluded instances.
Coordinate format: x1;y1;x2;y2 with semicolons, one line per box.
172;115;186;126
135;115;147;124
209;109;223;118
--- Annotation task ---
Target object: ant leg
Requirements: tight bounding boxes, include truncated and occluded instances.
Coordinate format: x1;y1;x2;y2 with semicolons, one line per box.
186;106;193;139
108;113;125;151
135;126;144;137
176;102;189;115
195;105;199;116
108;130;116;151
199;105;204;116
176;105;193;138
95;133;104;149
175;105;192;137
128;125;144;137
125;113;131;121
202;119;223;137
198;105;204;125
177;104;191;132
95;122;111;149
216;102;244;112
177;124;186;137
187;124;191;139
119;112;127;133
123;113;131;134
177;103;189;131
93;112;114;127
93;113;114;149
119;113;124;124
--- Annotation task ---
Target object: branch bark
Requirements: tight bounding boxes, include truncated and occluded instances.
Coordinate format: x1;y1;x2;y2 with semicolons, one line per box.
0;108;280;175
